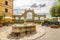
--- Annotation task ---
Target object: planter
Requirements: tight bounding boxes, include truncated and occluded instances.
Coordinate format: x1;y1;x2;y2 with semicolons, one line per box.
50;24;58;28
0;23;3;27
51;25;58;28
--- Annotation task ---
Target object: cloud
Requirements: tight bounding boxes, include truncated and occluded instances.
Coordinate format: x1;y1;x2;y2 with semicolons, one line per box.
13;0;57;18
13;0;56;8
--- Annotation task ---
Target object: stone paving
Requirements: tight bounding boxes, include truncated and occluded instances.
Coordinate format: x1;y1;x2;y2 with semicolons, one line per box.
35;25;60;40
0;26;12;40
0;25;45;40
0;24;60;40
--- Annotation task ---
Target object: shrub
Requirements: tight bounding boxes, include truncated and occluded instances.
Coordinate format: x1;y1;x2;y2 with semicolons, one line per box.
51;24;58;27
0;15;3;20
50;1;60;17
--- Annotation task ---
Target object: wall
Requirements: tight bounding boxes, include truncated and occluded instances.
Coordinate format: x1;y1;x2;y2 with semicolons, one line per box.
0;0;13;22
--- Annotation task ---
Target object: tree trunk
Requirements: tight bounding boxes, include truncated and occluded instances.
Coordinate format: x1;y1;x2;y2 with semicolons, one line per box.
58;17;60;22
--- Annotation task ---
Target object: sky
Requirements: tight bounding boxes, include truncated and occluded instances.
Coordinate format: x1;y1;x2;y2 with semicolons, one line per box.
13;0;58;18
13;0;57;8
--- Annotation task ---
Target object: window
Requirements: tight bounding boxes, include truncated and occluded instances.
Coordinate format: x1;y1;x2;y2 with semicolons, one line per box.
20;17;24;20
34;17;39;20
15;17;19;22
5;1;8;5
5;9;8;13
27;12;32;19
40;17;44;21
15;17;19;20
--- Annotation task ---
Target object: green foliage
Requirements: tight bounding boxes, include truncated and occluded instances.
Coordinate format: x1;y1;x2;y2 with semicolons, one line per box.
50;0;60;17
0;15;4;23
51;24;57;26
50;5;60;17
58;0;60;4
0;15;3;20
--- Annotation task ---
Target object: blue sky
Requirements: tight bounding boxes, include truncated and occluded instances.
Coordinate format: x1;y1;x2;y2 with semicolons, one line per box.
13;0;58;18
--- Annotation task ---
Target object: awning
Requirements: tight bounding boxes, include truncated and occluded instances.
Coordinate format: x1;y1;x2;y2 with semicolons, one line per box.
4;16;13;19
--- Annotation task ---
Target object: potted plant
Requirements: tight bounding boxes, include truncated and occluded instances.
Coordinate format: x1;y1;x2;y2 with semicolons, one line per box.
50;24;58;28
0;15;3;27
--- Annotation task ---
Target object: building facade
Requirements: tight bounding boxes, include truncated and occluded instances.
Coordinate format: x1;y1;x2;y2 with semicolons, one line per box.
0;0;13;22
13;9;46;23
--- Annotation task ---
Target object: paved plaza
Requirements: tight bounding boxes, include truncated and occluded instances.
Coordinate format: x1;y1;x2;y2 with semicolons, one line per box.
0;24;60;40
0;24;45;40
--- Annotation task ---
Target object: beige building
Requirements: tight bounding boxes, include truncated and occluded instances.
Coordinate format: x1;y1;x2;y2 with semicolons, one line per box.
0;0;13;22
13;9;46;23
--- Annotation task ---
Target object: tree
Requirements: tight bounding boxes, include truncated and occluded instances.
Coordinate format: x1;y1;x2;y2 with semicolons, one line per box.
50;0;60;17
0;15;3;23
0;15;3;20
50;5;60;17
58;0;60;4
